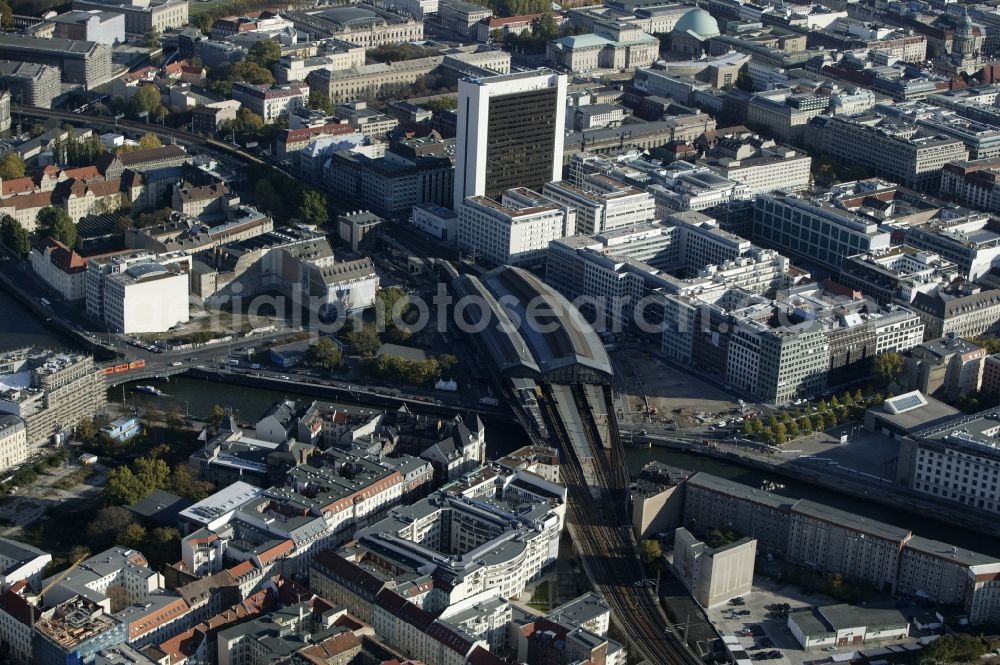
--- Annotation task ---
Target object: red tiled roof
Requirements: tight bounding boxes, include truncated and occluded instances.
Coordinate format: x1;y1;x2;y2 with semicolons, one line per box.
297;632;362;665
257;539;294;566
0;587;40;626
32;236;87;273
7;191;53;210
227;561;255;578
1;176;36;197
121;66;157;84
63;166;102;181
282;123;355;144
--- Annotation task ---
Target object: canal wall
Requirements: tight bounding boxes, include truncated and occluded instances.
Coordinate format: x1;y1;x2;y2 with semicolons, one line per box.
0;265;116;359
185;367;517;425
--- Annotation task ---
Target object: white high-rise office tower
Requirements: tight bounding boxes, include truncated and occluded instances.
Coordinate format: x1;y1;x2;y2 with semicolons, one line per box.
454;69;568;211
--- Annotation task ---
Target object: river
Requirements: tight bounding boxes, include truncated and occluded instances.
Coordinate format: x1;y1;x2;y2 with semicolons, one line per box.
2;290;995;556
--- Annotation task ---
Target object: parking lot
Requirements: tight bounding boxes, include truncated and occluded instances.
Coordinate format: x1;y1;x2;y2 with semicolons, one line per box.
707;583;851;665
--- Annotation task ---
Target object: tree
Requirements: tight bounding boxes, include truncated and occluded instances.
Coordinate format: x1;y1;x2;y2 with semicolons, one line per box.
254;179;277;214
86;506;137;548
0;0;11;30
247;39;282;69
138;132;162;150
972;336;1000;354
306;337;342;369
0;216;29;259
347;323;381;357
825;412;838;429
531;12;560;40
742;420;754;437
0;152;25;179
146;27;161;49
144;526;181;568
423;96;456;113
76;417;98;444
812;414;825;431
308;91;335;115
223;109;266;143
297;188;328;226
129;84;163;120
37;207;77;247
104;466;146;505
69;545;91;563
439;354;458;376
772;423;787;443
208;404;226;428
872;351;904;387
119;522;147;548
376;287;409;325
169;465;213;501
920;634;987;664
787;420;799;439
639;539;662;565
134;457;171;490
227;61;274;85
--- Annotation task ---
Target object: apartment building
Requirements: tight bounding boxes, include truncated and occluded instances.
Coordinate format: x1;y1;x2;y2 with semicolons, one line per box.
326;139;454;218
680;472;1000;623
683;473;792;553
0;61;61;108
806;115;969;192
231;82;309;124
904;211;1000;281
325;464;565;614
0;34;113;89
940;159;1000;214
0;348;107;445
541;175;655;235
909;285;1000;340
458;188;575;268
838;248;959;307
901;334;986;399
29;237;88;303
787;501;910;593
897;409;1000;515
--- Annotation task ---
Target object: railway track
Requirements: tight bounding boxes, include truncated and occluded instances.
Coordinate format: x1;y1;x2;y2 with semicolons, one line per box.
17;105;270;169
540;382;704;665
